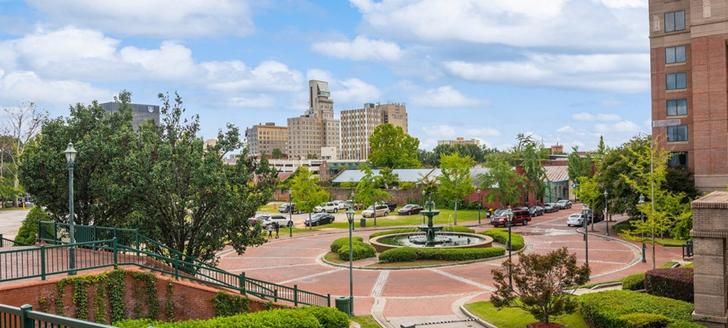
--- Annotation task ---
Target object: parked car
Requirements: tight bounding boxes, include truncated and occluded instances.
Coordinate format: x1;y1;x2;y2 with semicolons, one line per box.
362;204;390;218
491;209;531;227
398;204;424;215
556;199;572;209
314;202;339;213
248;215;268;225
262;215;293;228
566;213;584;227
304;213;335;226
489;209;511;224
278;202;297;213
582;208;604;223
529;206;544;217
544;203;559;213
384;202;397;211
332;200;348;211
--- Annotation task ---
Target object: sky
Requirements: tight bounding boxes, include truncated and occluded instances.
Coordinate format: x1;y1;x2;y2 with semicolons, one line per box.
0;0;651;151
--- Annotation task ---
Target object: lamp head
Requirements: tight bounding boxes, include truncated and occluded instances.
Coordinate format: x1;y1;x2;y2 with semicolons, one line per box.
346;208;354;223
64;142;77;164
638;194;645;204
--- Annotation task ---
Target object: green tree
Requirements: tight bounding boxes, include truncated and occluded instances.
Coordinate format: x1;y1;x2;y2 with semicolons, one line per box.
513;135;547;201
491;247;590;324
5;102;46;205
13;205;49;245
290;166;329;227
354;164;389;226
595;136;649;217
129;93;278;262
368;124;420;168
378;167;399;189
576;176;601;225
437;153;475;225
567;146;593;181
20;93;138;226
479;154;524;207
271;148;283;159
418;149;438;167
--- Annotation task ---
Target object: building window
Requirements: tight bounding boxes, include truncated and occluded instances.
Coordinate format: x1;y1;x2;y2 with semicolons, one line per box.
666;99;688;116
666;72;687;90
668;152;688;168
665;46;687;64
667;124;688;142
665;10;686;32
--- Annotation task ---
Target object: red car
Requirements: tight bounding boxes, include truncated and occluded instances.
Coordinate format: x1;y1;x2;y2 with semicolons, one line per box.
491;209;531;227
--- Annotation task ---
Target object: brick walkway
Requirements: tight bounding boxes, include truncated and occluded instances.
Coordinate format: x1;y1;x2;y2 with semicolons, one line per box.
218;204;680;328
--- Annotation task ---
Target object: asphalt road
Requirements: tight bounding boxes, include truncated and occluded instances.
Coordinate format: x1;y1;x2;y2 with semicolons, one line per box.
0;209;29;240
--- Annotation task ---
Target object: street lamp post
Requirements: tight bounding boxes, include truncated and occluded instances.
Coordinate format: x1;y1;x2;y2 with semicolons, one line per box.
507;212;513;289
604;190;609;236
639;194;646;263
346;208;355;316
288;189;293;238
477;188;482;225
64;142;77;275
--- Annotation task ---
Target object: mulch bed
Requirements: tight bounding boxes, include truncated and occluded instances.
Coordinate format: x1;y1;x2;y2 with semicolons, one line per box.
527;323;563;328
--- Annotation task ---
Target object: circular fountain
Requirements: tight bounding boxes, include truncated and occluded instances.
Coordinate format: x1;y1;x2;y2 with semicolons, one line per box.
369;195;492;252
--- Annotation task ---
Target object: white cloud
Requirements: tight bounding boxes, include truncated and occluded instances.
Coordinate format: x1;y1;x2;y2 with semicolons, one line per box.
204;60;304;93
557;125;576;133
119;42;198;80
311;36;402;61
0;69;110;105
444;53;649;93
595;120;641;133
411;86;480;107
350;0;646;50
27;0;253;38
464;128;500;137
572;112;622;121
422;124;500;139
227;95;275;108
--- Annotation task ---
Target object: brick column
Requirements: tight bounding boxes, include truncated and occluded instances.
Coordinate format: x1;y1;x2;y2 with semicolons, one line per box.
693;192;728;327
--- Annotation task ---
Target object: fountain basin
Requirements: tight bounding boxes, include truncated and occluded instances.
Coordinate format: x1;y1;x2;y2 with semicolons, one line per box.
370;232;493;253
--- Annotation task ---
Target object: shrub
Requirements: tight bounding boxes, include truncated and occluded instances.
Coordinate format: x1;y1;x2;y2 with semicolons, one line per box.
666;321;705;328
302;306;349;328
116;307;342;327
330;236;363;253
481;229;525;250
13;206;49;245
580;290;694;328
212;292;249;317
645;268;693;302
378;247;504;263
378;247;418;262
622;273;646;290
618;313;670;328
337;242;376;261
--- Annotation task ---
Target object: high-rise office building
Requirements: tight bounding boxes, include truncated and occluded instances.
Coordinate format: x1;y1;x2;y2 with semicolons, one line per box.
100;102;160;129
288;80;340;159
648;0;728;191
340;103;408;160
245;122;288;158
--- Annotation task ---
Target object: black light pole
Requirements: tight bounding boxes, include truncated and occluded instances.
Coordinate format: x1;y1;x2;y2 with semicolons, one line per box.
604;190;609;236
65;143;77;275
507;212;513;289
346;208;355;316
584;207;589;270
288;189;293;238
639;194;646;263
477;188;481;225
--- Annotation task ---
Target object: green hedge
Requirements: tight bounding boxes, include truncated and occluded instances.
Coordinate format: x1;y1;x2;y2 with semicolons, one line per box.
337;242;376;261
622;273;646;291
645;268;693;302
369;226;474;239
618;313;670;328
14;206;49;246
580;290;696;328
212;292;249;317
117;307;348;328
330;236;363;253
379;247;504;263
480;229;525;250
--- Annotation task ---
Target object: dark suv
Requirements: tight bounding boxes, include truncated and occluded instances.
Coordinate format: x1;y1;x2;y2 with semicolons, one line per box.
491;209;531;227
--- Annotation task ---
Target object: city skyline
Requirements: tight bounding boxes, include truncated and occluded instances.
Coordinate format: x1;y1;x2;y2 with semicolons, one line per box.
0;1;650;150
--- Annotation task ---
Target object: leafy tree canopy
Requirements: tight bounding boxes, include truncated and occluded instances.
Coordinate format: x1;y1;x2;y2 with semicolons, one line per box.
368;124;420;169
479;153;523;207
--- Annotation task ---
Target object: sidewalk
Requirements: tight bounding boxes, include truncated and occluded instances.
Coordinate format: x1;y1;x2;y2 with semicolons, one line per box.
578;216;686;283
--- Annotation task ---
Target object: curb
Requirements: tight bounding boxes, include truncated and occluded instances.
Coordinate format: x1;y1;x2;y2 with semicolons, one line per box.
573;226;644;279
459;305;496;328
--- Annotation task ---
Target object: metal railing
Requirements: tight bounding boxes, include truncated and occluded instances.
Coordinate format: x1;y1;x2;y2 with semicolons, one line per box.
31;221;330;307
0;303;114;328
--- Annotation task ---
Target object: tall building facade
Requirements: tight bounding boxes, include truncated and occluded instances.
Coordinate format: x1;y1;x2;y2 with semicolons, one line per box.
648;0;728;191
245;122;288;158
287;80;340;159
438;137;480;146
100;102;160;129
340;103;408;160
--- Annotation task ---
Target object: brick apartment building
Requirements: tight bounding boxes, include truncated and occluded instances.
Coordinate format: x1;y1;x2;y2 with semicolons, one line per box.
649;0;728;191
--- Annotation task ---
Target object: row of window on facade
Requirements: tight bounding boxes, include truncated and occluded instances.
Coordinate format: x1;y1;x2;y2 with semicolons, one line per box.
664;10;685;33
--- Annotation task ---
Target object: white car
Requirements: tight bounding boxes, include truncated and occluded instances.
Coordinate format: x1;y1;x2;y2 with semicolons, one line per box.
566;213;584;227
314;202;339;213
362;204;390;218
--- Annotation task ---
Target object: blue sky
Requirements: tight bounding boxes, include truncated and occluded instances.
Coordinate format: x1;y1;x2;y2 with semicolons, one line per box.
0;0;650;150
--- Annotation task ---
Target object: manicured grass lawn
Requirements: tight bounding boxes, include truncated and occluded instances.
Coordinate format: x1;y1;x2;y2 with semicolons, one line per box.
325;209;486;229
612;220;688;247
465;301;588;328
258;201;283;213
352;315;381;328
